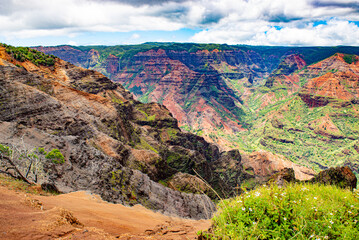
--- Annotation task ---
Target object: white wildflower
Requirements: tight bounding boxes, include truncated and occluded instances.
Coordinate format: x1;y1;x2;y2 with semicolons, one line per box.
242;207;246;211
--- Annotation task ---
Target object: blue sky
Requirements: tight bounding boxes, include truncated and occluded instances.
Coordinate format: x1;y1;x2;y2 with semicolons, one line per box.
1;0;359;46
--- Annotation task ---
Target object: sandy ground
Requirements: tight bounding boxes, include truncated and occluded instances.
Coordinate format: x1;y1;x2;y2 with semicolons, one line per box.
0;185;211;240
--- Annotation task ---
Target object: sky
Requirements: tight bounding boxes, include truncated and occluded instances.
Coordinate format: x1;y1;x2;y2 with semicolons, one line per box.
1;0;359;46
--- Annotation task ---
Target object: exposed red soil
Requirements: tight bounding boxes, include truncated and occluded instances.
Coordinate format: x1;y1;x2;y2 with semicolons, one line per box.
0;184;211;240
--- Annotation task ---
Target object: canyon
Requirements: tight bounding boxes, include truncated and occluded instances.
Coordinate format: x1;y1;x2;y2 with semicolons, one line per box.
35;43;359;177
0;43;320;222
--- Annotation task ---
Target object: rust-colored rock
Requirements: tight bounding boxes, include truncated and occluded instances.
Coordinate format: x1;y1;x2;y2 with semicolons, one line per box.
242;150;315;182
106;54;119;75
308;114;344;139
299;54;359;107
268;168;297;187
310;166;357;190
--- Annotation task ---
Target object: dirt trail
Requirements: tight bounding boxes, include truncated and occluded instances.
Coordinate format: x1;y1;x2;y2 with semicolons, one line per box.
0;185;211;240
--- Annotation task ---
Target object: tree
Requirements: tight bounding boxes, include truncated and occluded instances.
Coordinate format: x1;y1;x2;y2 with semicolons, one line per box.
0;142;64;185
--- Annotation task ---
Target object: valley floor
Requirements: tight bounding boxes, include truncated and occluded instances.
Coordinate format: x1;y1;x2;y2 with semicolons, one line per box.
0;180;210;240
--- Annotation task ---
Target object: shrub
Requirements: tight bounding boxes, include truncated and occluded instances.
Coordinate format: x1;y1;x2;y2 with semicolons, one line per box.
45;149;65;164
0;144;12;156
209;183;359;239
343;54;357;64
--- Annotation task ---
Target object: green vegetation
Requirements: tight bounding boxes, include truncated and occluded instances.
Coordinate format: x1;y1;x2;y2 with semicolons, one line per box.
205;183;359;239
1;144;65;185
1;43;57;66
134;137;158;153
45;149;65;164
342;54;358;64
238;95;359;172
0;144;12;156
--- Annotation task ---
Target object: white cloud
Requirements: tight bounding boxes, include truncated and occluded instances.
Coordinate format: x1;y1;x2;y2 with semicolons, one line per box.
0;0;359;45
131;33;140;39
192;18;359;46
262;20;359;46
67;40;78;46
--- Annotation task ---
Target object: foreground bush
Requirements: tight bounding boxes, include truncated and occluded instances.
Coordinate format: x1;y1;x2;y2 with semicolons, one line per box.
208;183;359;239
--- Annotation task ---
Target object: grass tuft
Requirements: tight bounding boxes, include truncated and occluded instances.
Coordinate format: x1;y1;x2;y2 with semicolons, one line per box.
208;183;359;239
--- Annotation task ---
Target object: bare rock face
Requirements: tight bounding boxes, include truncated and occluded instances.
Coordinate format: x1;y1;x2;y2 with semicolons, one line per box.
308;114;344;139
105;54;119;75
268;168;297;187
310;166;357;190
166;172;212;197
299;54;359;107
116;49;246;138
242;150;316;183
265;54;306;88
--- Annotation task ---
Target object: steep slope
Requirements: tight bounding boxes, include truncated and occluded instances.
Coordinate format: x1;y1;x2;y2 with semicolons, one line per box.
299;53;359;107
246;54;307;112
0;180;211;240
115;48;247;139
0;44;255;218
239;53;359;176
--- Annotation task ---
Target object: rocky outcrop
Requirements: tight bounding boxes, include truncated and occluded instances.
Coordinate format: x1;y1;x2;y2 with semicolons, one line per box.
105;54;119;75
267;166;357;190
299;54;359;107
268;168;297;187
87;49;100;68
309;166;357;190
307;114;344;139
243;150;315;181
265;54;306;88
167;172;211;196
299;71;359;107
